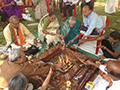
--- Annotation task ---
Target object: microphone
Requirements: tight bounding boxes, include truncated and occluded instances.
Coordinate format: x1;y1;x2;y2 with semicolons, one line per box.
2;28;20;52
16;28;19;37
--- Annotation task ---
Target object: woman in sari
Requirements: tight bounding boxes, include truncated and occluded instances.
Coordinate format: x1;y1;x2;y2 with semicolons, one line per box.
38;11;61;48
32;0;47;20
60;16;81;45
2;0;22;19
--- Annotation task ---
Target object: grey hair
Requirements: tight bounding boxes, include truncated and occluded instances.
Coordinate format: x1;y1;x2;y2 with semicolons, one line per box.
9;15;19;23
9;48;21;62
8;73;27;90
69;16;76;24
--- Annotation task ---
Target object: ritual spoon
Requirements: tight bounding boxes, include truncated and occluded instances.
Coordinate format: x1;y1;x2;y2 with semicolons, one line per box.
74;75;82;80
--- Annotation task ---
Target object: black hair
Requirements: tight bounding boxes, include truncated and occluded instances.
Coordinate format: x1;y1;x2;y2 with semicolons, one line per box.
108;70;120;79
109;31;120;40
49;11;55;17
85;3;93;10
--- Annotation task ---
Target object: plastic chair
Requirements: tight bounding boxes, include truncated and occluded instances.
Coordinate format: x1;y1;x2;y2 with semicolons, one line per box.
57;0;59;11
62;2;77;18
18;4;25;13
78;15;110;54
45;0;50;13
22;0;34;11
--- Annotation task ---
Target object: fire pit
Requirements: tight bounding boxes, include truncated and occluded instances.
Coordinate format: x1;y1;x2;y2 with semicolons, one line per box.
29;44;101;90
55;54;73;73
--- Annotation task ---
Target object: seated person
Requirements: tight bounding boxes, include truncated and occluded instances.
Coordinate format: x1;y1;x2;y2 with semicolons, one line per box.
4;68;53;90
85;60;120;90
78;31;120;59
80;4;104;39
38;11;61;48
3;15;39;50
62;0;78;19
0;48;61;89
4;73;34;90
60;16;81;45
1;0;22;19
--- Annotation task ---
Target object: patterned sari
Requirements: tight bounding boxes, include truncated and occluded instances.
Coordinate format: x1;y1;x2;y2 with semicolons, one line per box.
38;14;61;45
60;18;81;45
2;0;22;19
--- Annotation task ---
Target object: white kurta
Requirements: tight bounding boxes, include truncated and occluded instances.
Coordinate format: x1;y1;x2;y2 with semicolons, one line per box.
105;0;117;14
93;65;120;90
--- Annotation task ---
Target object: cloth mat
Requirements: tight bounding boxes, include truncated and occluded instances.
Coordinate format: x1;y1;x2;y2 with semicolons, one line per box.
76;41;103;56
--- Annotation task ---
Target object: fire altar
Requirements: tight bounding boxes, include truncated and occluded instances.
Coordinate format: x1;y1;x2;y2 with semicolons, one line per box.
28;44;101;90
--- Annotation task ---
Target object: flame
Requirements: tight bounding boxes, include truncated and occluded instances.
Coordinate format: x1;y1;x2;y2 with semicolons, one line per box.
66;55;69;63
58;55;71;66
59;57;62;63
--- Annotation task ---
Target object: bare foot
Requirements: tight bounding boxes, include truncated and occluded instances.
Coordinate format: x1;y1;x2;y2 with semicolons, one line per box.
99;55;106;59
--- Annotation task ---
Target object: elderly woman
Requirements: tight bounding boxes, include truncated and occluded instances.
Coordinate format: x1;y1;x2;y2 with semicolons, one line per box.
60;16;81;45
1;0;22;19
38;11;61;48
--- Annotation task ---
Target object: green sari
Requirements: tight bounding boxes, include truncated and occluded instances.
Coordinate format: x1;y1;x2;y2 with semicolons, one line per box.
60;18;81;45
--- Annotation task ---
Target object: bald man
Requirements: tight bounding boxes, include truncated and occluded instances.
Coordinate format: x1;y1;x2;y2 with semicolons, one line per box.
85;60;120;90
80;4;104;39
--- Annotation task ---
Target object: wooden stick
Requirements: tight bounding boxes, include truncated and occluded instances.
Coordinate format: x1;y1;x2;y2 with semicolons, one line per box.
62;44;65;50
75;56;85;64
